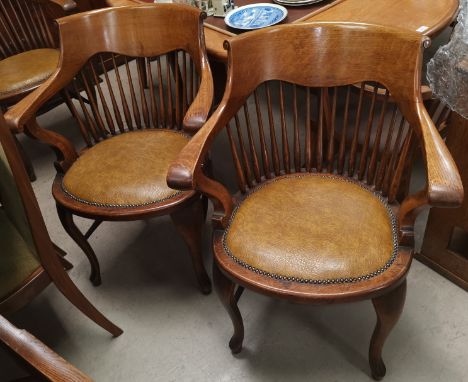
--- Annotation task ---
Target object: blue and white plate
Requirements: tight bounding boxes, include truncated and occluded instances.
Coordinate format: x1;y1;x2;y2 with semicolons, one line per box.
225;3;288;30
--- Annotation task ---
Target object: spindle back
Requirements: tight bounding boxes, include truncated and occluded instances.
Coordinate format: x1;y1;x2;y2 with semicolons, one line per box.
9;4;213;171
0;0;64;59
215;23;430;203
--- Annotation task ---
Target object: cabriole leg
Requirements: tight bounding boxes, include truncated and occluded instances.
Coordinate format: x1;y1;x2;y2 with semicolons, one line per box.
369;280;407;380
56;204;102;286
213;262;244;354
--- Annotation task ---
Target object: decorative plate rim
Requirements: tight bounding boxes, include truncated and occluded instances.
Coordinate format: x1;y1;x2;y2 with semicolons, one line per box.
272;0;323;5
224;3;288;30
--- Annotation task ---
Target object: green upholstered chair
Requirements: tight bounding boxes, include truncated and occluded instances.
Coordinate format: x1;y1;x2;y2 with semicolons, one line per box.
0;109;122;337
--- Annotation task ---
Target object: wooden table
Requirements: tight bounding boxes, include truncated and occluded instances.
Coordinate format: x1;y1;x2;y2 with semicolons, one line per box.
107;0;459;60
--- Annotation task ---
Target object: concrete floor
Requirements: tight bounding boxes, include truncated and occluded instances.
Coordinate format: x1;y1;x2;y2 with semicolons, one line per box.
1;94;467;382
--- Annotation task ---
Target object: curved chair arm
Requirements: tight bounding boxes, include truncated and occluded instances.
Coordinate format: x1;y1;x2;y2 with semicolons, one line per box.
398;102;463;238
168;100;240;228
5;68;80;173
183;69;214;133
0;315;92;382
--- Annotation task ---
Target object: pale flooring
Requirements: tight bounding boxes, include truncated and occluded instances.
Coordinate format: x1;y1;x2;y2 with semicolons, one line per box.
1;94;467;382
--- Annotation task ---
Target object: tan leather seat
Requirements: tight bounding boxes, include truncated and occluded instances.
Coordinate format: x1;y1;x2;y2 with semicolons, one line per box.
62;130;190;207
224;174;398;284
0;49;60;100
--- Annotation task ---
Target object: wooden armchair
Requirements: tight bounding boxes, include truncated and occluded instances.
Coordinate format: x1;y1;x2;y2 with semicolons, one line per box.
167;23;463;379
0;109;121;336
5;4;214;293
0;0;77;180
0;315;92;381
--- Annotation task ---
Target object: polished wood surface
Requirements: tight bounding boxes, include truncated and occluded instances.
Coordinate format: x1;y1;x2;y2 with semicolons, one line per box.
0;315;92;381
167;22;463;379
5;5;214;294
107;0;458;61
418;112;468;291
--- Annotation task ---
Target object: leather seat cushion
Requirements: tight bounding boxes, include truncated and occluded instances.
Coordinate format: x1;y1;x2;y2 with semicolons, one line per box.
0;210;40;301
62;129;190;207
0;49;59;100
224;174;398;284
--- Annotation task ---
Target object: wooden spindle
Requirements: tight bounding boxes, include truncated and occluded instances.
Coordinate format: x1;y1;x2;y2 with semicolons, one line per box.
337;85;351;175
63;89;92;147
89;62;116;135
367;90;389;185
147;58;160;128
99;55;125;133
243;103;261;183
279;81;290;173
80;70;107;138
165;54;174;128
226;123;247;193
111;54;133;130
326;87;338;173
182;52;188;116
388;129;414;203
316;88;324;172
234;114;254;188
348;83;365;177
0;5;21;54
358;85;378;180
156;56;166;128
382;116;406;196
9;0;32;51
375;105;398;191
37;3;54;47
265;83;280;176
124;57;142;129
305;87;312;172
136;58;150;128
293;84;301;172
254;89;271;179
72;80;100;143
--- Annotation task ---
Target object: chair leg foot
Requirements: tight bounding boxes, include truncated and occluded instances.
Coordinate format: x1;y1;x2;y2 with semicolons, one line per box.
213;262;244;354
369;280;407;380
56;205;102;286
50;267;123;337
171;197;211;294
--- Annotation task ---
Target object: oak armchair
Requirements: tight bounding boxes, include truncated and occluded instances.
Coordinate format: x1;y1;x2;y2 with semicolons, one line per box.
0;109;121;336
5;4;214;293
167;23;463;379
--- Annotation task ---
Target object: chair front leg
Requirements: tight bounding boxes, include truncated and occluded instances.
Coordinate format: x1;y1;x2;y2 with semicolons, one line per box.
369;280;407;380
170;196;211;294
56;204;102;286
213;261;244;354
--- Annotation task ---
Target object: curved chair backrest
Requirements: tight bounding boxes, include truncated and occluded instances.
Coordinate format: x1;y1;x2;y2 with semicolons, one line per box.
10;4;213;172
167;22;461;229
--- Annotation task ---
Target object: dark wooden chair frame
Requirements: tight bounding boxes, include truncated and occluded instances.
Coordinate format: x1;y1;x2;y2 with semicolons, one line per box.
167;22;463;379
0;110;122;336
